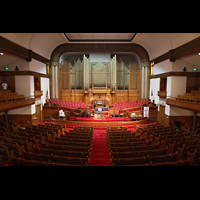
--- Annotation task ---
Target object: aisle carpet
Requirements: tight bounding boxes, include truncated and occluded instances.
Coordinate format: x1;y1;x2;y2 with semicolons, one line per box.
90;129;111;166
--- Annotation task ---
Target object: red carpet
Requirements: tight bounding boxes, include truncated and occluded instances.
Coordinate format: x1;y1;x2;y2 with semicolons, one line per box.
90;129;111;166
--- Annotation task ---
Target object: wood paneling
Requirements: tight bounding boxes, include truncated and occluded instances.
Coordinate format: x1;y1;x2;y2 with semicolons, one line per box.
186;76;200;93
7;114;34;127
60;89;140;105
0;75;15;92
168;116;194;128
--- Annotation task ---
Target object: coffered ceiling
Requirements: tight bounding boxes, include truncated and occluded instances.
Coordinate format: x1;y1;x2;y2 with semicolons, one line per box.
64;33;137;42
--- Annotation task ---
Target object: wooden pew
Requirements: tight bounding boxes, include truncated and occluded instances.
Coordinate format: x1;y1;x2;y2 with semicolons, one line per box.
168;139;197;153
0;141;25;156
12;157;85;166
107;134;141;140
0;132;40;148
0;147;14;162
55;136;93;144
23;152;90;166
61;134;93;140
48;139;93;148
111;152;178;166
107;137;146;144
16;130;47;144
177;144;200;158
42;143;91;153
110;147;168;159
187;149;200;165
108;140;152;148
109;144;160;153
34;147;90;158
1;136;33;152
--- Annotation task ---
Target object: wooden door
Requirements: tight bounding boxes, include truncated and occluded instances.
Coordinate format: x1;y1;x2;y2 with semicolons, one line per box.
36;105;41;122
159;105;165;125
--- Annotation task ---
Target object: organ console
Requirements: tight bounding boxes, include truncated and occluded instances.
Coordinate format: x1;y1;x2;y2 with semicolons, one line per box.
94;99;105;107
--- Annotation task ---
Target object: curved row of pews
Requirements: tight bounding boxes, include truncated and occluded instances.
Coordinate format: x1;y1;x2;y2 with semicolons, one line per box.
0;122;94;166
107;123;200;166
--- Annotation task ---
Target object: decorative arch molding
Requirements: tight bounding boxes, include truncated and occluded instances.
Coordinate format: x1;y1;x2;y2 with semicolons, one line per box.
50;43;149;67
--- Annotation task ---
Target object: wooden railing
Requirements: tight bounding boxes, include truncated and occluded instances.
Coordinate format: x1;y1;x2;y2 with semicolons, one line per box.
166;98;200;112
0;97;35;112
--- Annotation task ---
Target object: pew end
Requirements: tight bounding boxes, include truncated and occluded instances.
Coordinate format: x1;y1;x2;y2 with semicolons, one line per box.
168;141;176;153
177;144;185;157
187;149;197;164
161;138;167;148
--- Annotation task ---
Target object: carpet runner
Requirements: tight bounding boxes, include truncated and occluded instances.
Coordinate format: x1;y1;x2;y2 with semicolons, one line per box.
90;129;111;166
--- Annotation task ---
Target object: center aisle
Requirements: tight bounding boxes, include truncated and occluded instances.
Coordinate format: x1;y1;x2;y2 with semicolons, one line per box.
90;128;111;166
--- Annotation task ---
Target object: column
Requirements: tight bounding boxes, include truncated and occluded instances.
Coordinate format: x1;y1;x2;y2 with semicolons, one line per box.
55;65;58;99
52;65;55;99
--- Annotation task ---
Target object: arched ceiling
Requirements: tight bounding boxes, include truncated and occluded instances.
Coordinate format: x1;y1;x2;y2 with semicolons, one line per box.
0;33;199;69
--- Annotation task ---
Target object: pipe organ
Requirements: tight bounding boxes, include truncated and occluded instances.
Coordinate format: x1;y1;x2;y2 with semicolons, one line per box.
52;54;148;105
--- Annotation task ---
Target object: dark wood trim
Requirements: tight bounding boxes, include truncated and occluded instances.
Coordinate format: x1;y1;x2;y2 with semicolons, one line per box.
0;71;50;78
150;36;200;64
63;33;138;43
0;35;50;64
150;71;200;79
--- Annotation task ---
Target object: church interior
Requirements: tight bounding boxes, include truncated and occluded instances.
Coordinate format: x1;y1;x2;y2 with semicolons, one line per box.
0;33;200;166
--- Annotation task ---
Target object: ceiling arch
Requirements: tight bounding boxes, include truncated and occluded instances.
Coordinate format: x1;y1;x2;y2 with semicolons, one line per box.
50;43;149;68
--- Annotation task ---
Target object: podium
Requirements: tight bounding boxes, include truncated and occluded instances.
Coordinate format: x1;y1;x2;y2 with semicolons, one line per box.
94;111;104;119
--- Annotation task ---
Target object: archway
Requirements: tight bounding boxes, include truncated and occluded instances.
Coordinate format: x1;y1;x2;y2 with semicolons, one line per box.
49;43;150;101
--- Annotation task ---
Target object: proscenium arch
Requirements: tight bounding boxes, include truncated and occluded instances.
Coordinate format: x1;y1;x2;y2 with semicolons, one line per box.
50;43;149;67
49;43;150;99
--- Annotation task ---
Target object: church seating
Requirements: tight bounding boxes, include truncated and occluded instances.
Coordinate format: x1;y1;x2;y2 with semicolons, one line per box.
0;121;94;166
106;122;200;166
23;152;89;166
111;152;178;166
34;147;90;158
1;117;200;166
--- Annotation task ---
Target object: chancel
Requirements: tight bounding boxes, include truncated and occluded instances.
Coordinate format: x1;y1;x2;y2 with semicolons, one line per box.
0;33;200;166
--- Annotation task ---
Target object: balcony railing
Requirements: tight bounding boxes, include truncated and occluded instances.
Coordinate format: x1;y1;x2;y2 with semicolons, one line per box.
0;96;35;112
166;97;200;112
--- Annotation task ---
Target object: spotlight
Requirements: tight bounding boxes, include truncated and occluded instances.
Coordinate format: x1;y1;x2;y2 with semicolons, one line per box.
0;52;3;56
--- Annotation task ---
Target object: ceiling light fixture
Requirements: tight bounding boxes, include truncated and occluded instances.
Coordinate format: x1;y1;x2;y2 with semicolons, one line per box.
0;52;3;55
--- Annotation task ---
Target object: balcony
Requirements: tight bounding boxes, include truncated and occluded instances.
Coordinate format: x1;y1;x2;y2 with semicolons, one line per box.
34;90;43;98
166;98;200;112
158;91;167;99
0;97;35;112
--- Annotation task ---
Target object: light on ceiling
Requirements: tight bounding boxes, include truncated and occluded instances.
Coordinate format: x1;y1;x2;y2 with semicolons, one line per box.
0;52;3;56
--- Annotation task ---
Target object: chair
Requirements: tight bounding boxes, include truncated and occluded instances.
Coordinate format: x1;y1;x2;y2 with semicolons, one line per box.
114;109;120;117
85;108;91;117
109;109;115;118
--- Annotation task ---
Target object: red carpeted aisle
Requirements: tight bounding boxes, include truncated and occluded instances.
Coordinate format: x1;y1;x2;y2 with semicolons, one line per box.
90;129;111;166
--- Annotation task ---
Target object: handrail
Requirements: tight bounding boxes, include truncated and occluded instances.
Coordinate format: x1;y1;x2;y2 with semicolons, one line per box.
0;95;35;103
